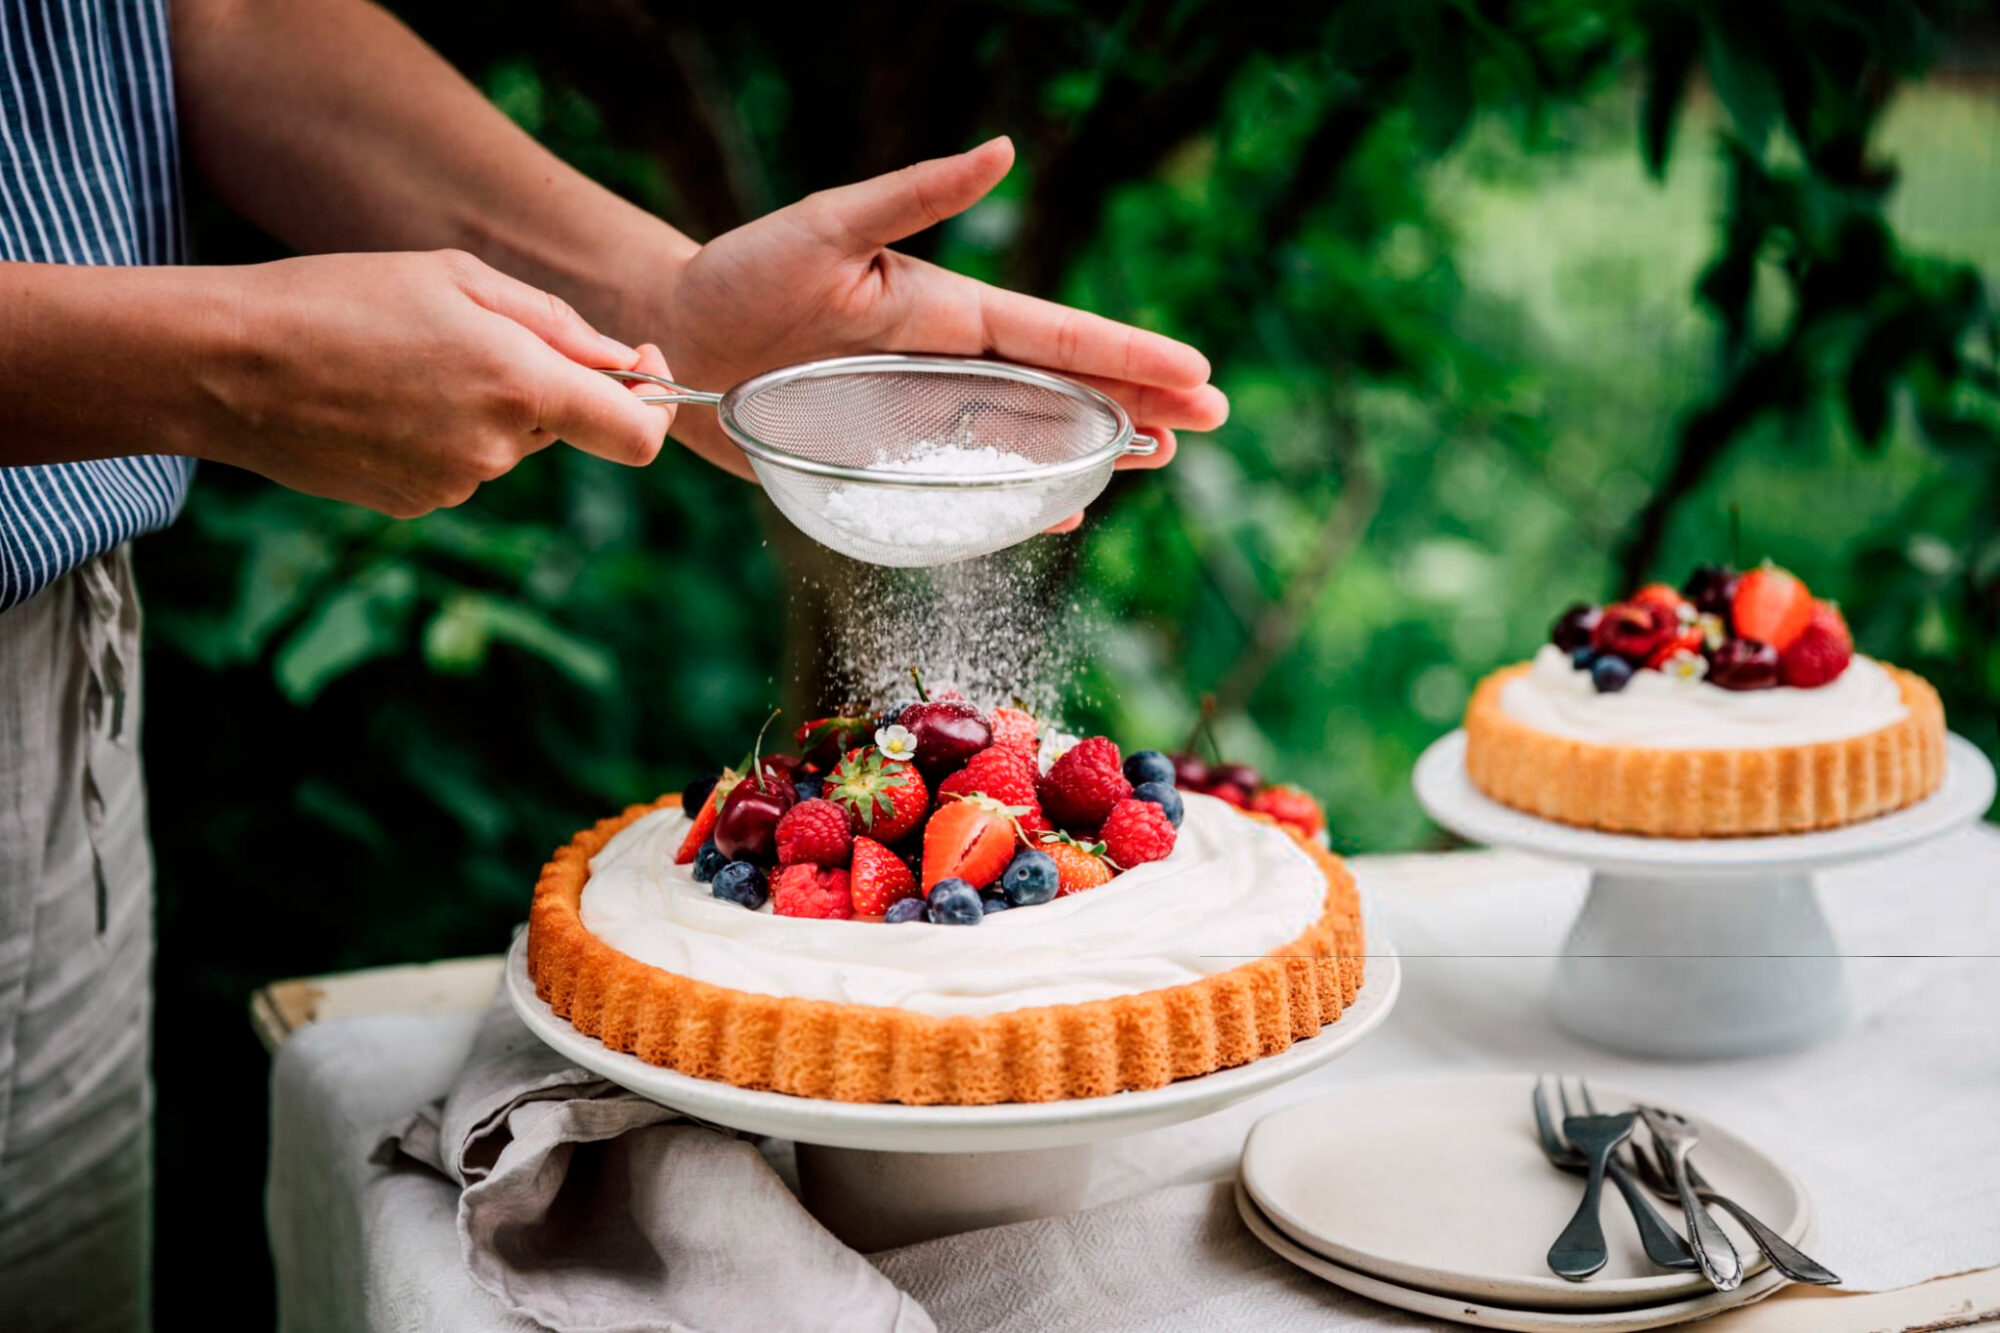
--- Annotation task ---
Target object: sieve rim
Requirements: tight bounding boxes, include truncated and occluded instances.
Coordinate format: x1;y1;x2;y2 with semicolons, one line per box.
715;354;1137;489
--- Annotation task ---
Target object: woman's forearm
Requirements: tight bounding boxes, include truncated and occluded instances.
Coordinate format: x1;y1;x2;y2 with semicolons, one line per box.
0;263;236;465
169;0;696;340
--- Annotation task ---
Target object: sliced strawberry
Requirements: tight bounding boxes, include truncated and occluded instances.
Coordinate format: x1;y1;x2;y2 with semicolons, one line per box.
921;795;1024;891
674;770;738;863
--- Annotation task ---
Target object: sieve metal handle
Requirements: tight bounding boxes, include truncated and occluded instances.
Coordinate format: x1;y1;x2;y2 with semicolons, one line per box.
596;368;724;407
1124;434;1160;457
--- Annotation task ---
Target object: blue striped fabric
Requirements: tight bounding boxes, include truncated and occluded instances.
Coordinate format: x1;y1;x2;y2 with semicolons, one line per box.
0;0;191;613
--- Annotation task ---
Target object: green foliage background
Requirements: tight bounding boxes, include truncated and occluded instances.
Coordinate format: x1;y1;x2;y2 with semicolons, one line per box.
136;2;1999;1320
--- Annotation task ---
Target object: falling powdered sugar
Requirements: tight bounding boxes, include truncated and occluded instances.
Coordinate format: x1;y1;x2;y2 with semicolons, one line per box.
819;441;1045;560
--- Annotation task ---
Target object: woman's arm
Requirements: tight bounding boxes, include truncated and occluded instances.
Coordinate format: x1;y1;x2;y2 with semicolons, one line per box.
0;253;673;517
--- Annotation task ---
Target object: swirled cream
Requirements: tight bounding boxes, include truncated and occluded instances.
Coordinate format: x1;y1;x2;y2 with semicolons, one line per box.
577;792;1327;1018
1499;644;1907;749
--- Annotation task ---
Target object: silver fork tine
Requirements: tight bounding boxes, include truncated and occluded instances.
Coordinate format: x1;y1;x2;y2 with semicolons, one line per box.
1580;1080;1600;1114
1558;1078;1576;1121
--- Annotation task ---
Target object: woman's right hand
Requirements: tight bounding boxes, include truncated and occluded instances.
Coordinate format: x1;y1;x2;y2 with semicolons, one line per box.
198;250;674;517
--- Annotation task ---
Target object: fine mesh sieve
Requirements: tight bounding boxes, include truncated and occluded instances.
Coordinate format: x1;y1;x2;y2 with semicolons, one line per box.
601;355;1157;567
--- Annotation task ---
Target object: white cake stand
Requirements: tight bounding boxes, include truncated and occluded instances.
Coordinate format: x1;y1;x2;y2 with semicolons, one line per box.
505;932;1400;1250
1413;731;1995;1059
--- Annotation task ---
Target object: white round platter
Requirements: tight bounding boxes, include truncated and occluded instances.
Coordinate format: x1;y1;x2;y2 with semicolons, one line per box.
1239;1073;1809;1312
504;928;1401;1154
1235;1180;1790;1332
1413;730;1994;878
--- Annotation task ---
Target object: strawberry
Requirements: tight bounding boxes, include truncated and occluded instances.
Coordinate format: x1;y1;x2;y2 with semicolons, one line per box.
1779;600;1853;688
849;836;918;917
1039;833;1114;896
795;713;875;770
938;745;1048;834
826;748;929;844
1250;784;1325;840
1644;626;1706;670
674;769;739;863
1732;565;1814;652
1038;736;1132;834
1633;582;1691;618
988;705;1040;754
772;864;852;920
921;794;1024;891
1101;797;1177;868
774;798;855;867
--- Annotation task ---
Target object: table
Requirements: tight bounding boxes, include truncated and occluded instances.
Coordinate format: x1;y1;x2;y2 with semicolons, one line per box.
261;832;2000;1332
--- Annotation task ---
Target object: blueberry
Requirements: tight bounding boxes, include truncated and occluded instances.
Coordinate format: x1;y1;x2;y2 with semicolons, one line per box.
793;775;824;803
1590;655;1635;694
682;772;720;813
1122;749;1177;788
1570;645;1599;671
926;877;983;926
1132;781;1184;827
711;861;769;910
883;897;928;924
980;891;1012;914
692;840;728;883
1000;848;1059;906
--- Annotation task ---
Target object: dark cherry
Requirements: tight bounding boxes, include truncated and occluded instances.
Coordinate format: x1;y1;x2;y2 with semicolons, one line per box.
713;767;799;864
1708;637;1780;691
1550;603;1603;653
1681;564;1740;618
899;700;992;780
1211;761;1262;792
1170;752;1210;791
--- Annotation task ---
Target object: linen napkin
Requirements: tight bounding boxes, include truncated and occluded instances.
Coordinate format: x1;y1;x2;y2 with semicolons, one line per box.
372;990;934;1333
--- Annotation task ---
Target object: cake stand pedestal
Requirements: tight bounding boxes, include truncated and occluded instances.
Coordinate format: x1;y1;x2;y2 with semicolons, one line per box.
1414;732;1993;1060
505;934;1400;1250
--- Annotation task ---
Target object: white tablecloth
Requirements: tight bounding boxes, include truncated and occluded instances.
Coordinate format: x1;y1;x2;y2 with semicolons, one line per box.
268;827;2000;1331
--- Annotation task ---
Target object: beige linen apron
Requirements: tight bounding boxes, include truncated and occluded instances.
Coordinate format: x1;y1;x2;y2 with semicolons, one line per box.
0;546;153;1331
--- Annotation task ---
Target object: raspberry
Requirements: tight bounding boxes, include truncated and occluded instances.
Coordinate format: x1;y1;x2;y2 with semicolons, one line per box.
938;745;1047;834
1038;736;1132;834
988;706;1039;753
1100;797;1177;868
772;864;852;919
1779;600;1853;688
775;798;854;867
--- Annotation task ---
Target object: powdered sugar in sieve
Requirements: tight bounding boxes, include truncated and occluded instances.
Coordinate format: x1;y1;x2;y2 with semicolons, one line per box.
819;441;1047;555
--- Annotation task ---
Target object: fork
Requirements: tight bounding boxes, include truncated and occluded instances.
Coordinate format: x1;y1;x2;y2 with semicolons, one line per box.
1641;1106;1743;1292
1534;1079;1697;1271
1546;1081;1638;1281
1625;1109;1842;1286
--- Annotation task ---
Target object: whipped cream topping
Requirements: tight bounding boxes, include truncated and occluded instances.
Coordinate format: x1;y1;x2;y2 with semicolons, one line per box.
577;793;1328;1019
1499;644;1907;749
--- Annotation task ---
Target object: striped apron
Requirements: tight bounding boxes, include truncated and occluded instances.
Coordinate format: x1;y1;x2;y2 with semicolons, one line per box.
2;2;190;1327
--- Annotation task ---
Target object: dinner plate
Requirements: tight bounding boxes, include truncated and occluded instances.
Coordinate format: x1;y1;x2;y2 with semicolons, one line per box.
1239;1073;1810;1311
1236;1181;1791;1331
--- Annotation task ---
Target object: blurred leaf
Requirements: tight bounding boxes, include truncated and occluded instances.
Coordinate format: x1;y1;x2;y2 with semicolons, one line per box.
421;592;617;691
272;563;417;704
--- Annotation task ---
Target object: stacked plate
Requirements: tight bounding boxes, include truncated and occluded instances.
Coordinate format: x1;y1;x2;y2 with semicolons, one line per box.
1236;1074;1814;1331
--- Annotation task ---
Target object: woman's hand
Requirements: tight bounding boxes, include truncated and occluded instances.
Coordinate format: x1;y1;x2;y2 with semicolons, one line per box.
648;138;1226;491
201;250;674;517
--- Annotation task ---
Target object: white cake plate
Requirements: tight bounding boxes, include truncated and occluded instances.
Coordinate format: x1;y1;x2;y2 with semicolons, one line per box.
1413;731;1995;1059
505;931;1400;1249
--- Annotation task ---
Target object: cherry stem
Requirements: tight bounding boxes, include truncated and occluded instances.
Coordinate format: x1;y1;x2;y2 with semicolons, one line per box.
750;706;781;785
1185;692;1221;763
908;665;930;703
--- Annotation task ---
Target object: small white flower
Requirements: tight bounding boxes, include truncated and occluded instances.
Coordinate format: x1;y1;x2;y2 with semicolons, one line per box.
1037;726;1080;776
1697;612;1726;650
1676;600;1701;628
875;724;918;763
1662;648;1708;682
